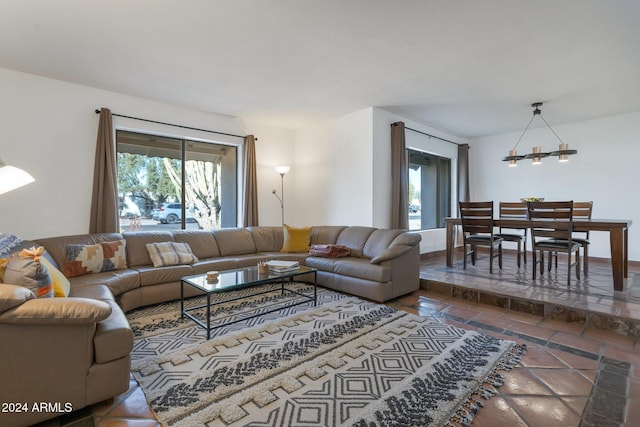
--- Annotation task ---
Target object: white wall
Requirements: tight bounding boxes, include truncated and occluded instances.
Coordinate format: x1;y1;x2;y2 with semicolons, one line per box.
0;68;294;239
292;107;467;240
471;111;640;261
293;108;374;226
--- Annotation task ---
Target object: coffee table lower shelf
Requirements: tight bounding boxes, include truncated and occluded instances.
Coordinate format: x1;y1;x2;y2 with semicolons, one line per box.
181;266;317;339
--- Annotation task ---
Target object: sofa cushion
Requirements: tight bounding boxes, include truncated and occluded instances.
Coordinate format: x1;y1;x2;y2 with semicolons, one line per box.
123;231;176;267
336;227;377;257
145;242;199;268
248;226;284;252
69;269;140;297
304;256;339;272
69;284;133;363
370;233;422;264
363;229;406;260
133;265;194;287
212;228;256;256
334;257;391;283
0;284;34;314
231;254;272;268
63;240;127;278
69;283;116;301
92;297;133;364
36;233;125;271
310;226;346;245
173;230;220;259
281;225;312;253
192;259;239;275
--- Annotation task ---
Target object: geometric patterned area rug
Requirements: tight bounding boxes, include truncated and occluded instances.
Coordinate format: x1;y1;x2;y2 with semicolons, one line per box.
127;283;525;426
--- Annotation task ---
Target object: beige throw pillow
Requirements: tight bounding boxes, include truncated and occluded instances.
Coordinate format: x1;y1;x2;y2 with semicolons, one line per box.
146;242;199;267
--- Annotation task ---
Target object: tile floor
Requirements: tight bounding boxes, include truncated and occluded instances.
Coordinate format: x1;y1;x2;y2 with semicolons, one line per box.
36;250;640;426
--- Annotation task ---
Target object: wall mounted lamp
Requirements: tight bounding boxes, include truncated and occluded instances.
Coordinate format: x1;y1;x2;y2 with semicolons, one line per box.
272;166;290;225
0;158;35;195
503;102;577;166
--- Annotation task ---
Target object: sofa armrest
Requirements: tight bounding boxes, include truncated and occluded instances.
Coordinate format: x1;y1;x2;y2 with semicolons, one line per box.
0;283;35;314
370;245;412;264
370;233;421;264
0;297;111;326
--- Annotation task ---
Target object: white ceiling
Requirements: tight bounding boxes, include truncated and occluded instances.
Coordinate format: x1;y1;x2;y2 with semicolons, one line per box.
1;0;639;138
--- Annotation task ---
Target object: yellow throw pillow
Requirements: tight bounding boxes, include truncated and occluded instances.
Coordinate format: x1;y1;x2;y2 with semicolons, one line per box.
41;257;70;297
281;225;312;253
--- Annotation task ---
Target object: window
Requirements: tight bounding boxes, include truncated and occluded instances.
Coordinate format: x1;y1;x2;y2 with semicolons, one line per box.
408;150;451;230
116;130;237;231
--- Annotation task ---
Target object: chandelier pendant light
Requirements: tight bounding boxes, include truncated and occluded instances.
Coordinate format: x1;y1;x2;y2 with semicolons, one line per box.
503;102;577;166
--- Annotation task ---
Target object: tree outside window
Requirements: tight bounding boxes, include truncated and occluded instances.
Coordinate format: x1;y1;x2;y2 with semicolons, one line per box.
116;130;237;231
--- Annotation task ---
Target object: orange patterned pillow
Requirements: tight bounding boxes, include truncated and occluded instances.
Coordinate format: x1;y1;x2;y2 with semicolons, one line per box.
63;240;127;278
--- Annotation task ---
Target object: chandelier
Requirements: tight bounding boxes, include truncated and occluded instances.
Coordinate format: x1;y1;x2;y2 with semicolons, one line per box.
503;102;577;166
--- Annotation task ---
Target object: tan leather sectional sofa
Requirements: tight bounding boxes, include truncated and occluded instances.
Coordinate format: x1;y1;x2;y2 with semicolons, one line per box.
0;225;420;426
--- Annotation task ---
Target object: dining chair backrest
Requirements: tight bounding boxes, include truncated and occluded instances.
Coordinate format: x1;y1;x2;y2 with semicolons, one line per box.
499;201;528;219
459;201;495;235
527;201;574;241
573;202;593;220
573;201;593;238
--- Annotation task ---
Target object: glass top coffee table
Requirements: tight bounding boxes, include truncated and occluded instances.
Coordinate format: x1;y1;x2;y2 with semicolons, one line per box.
180;265;317;339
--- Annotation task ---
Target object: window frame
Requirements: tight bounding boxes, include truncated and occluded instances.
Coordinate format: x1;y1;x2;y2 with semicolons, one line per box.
115;128;240;231
406;148;453;231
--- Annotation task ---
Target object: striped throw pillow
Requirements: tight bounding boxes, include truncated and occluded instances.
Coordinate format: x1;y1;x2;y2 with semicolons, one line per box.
145;242;199;267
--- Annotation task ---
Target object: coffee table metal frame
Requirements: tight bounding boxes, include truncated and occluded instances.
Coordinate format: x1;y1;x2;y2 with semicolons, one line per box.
180;265;317;339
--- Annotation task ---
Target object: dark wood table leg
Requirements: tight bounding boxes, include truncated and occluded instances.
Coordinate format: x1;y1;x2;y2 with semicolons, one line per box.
610;228;624;291
446;221;454;267
624;227;629;278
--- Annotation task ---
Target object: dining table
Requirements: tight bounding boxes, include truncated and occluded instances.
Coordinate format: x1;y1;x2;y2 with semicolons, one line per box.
444;217;631;291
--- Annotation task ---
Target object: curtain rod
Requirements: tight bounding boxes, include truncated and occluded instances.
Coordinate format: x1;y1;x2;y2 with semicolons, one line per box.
402;125;465;147
94;109;247;139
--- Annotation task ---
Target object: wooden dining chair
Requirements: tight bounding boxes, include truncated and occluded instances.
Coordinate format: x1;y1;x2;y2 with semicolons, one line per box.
548;201;593;275
495;201;528;267
459;201;503;273
527;201;581;286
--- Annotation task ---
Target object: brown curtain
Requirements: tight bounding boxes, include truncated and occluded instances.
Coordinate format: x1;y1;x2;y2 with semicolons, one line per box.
89;108;118;233
391;122;409;229
242;135;259;227
457;143;470;203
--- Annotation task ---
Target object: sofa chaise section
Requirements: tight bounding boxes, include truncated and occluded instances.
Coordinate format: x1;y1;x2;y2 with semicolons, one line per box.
0;284;133;427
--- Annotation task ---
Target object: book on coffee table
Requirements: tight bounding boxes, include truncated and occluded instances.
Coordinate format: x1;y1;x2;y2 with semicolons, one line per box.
266;260;300;272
